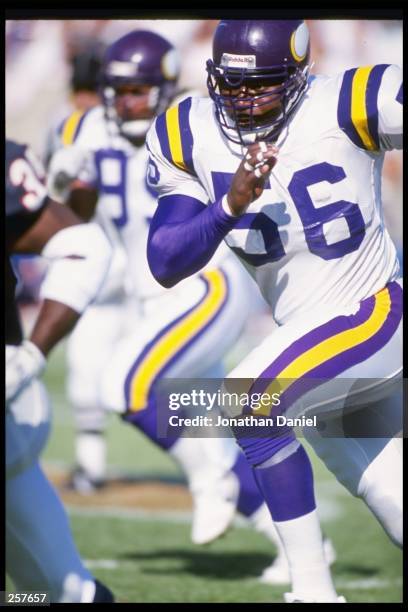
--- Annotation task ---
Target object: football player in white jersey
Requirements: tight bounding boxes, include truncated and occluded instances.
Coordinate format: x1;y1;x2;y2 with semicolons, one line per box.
47;30;325;585
145;20;402;603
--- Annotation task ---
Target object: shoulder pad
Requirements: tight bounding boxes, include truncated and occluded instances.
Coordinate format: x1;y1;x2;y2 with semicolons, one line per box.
59;108;94;146
154;97;196;175
337;64;390;151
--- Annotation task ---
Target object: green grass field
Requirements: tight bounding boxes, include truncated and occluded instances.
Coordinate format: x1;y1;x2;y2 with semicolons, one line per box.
28;342;403;603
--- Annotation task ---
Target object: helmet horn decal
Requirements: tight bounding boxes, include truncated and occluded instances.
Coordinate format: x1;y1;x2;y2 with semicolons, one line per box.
290;22;310;63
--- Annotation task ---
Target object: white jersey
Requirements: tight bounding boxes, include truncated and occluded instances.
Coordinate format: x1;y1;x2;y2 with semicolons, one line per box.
52;104;231;301
146;64;402;324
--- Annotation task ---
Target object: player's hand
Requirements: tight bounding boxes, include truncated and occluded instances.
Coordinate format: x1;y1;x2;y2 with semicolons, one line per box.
6;340;46;404
47;146;91;204
226;142;279;216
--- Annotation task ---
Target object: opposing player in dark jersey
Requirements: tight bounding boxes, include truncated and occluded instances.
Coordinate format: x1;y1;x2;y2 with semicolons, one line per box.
6;139;114;603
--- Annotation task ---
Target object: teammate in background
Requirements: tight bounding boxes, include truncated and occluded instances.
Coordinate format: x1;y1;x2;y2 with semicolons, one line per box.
11;43;106;319
44;41;105;167
47;29;336;587
68;43;104;110
146;20;402;603
5;139;114;603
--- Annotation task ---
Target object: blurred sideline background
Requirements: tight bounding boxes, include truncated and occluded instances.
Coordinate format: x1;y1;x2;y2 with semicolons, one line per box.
5;19;403;603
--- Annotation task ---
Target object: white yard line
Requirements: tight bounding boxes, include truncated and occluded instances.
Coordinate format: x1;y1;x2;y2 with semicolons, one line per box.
84;559;120;570
336;577;402;590
67;505;193;523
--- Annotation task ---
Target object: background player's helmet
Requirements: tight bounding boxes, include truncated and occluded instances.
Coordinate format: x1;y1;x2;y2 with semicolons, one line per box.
101;30;180;142
70;42;105;93
206;20;311;145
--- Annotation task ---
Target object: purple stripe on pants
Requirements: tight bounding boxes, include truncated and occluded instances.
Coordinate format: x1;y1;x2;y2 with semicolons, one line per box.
250;282;402;414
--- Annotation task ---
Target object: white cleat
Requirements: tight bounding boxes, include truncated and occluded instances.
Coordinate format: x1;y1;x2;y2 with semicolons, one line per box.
284;593;346;603
191;471;239;545
260;537;337;585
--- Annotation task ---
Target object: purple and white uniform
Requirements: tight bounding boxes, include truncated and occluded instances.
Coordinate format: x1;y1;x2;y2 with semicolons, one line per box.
146;64;403;417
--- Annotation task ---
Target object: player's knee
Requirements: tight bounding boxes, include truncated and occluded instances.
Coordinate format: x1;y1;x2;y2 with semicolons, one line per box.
361;487;402;547
379;495;402;547
67;348;108;408
66;346;104;408
99;367;127;413
234;427;297;468
67;375;100;410
72;405;107;433
357;449;402;547
98;344;133;414
303;427;369;496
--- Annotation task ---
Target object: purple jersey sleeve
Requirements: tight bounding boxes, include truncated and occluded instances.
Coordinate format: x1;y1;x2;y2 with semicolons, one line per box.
147;194;239;287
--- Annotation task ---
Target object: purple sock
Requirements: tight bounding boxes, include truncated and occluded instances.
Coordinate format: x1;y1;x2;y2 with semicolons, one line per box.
253;444;316;522
231;453;265;517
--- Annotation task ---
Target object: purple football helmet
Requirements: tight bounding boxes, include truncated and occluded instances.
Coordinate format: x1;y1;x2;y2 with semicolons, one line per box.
207;20;311;145
101;30;180;142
